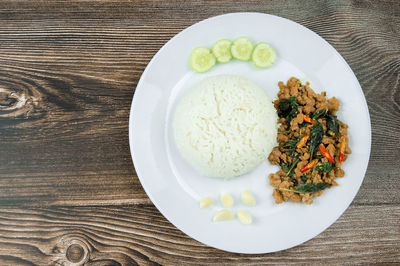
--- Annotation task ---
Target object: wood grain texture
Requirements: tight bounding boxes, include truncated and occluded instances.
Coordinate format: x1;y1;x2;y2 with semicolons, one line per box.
0;0;399;264
0;0;399;207
0;205;398;265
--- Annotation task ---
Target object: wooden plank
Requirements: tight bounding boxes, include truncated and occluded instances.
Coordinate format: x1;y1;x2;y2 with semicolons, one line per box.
0;0;398;264
0;205;398;264
0;0;399;207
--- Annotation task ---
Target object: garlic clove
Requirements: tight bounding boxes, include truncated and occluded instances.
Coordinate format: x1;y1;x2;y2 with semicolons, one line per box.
220;193;234;207
213;209;234;221
237;210;252;225
241;190;256;206
199;197;214;209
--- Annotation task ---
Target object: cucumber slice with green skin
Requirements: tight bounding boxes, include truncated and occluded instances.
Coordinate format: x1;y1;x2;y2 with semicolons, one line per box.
190;47;216;73
251;42;277;68
231;37;254;61
211;39;232;63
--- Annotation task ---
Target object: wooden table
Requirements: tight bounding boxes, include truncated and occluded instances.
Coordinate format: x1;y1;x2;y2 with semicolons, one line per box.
0;1;399;265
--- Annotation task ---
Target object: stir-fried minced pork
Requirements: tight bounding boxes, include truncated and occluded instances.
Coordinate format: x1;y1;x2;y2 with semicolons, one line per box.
268;77;351;204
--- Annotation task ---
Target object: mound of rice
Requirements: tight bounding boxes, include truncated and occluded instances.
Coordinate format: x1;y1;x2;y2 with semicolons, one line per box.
173;75;277;178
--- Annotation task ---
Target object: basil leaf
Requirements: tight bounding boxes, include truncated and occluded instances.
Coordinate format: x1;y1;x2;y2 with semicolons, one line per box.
312;109;327;120
315;162;335;173
278;96;298;123
279;183;331;193
293;183;331;193
309;123;324;159
327;114;339;135
301;175;309;183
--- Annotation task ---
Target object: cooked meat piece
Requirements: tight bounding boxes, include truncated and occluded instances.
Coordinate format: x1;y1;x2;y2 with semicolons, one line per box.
328;171;335;179
295;160;308;177
327;144;336;158
305;86;316;98
287;77;300;88
335;168;345;177
269;173;282;187
299;152;310;161
316;101;329;113
328;97;340;115
302;127;311;136
315;93;326;102
297;95;307;105
277;133;289;142
277;81;290;99
290;113;304;131
268;147;281;165
278;117;286;124
311;171;322;183
289;193;301;202
312;190;324;197
277;169;286;177
272;189;283;204
302;194;313;204
279;123;286;132
281;191;292;202
303;100;316;114
339;121;348;135
279;181;291;189
322;135;336;145
290;84;299;96
280;153;288;163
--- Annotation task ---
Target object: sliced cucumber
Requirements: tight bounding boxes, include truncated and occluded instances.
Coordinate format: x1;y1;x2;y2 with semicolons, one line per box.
231;37;254;61
251;42;277;68
211;39;232;63
190;47;216;73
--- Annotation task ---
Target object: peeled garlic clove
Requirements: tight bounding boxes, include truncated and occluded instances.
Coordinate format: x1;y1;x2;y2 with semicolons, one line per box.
237;210;252;225
213;209;234;221
199;197;214;209
241;190;256;206
221;193;234;207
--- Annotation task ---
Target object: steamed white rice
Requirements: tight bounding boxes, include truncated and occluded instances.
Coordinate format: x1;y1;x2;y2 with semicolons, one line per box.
173;75;277;178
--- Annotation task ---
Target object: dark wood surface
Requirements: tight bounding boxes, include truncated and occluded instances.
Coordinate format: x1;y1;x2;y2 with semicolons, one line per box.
0;0;399;265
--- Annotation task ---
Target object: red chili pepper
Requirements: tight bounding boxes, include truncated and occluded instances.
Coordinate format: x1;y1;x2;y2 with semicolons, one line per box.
319;144;334;163
339;137;347;163
304;115;315;125
296;135;309;149
300;159;318;172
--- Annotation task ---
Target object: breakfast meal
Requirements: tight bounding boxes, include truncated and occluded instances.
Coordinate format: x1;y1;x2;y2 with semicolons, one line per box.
268;77;351;204
173;75;278;178
190;36;277;73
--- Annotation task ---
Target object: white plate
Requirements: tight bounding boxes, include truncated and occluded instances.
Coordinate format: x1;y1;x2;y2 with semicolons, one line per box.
129;13;371;254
